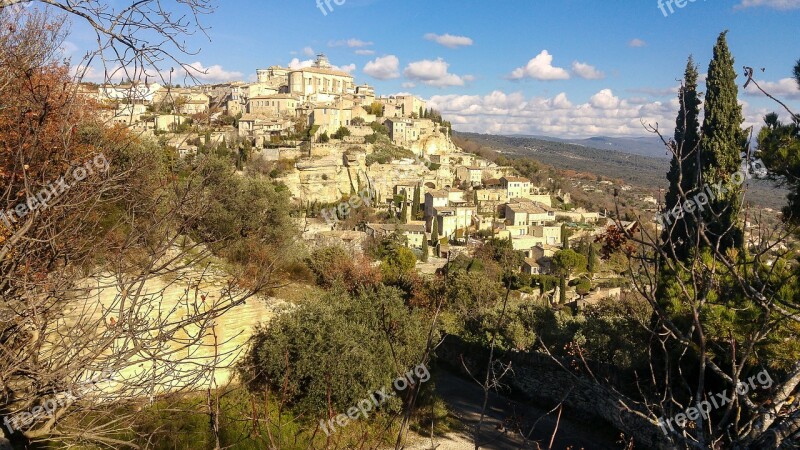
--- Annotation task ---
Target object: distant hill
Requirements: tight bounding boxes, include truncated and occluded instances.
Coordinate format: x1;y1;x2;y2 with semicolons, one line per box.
454;132;786;210
511;134;671;159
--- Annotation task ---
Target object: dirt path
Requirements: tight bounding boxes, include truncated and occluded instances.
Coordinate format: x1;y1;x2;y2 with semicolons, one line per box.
404;370;620;450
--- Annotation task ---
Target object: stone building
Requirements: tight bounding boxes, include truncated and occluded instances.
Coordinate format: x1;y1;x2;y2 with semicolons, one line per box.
288;54;354;101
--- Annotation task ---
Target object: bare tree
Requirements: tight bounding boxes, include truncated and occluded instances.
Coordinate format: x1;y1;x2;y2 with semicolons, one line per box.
0;7;293;448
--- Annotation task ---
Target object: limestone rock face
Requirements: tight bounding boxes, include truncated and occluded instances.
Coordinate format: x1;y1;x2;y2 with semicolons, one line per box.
63;269;285;394
277;131;460;204
279;157;354;204
411;133;458;157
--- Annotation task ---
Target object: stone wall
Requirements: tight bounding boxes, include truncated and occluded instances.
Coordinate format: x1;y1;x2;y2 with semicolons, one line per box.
436;337;672;449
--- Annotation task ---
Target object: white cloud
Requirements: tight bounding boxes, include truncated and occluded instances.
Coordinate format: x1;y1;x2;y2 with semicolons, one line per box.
288;58;315;70
288;58;353;73
744;77;800;98
355;49;376;56
589;89;621;109
404;58;472;87
572;61;605;80
736;0;800;9
337;63;357;74
509;50;570;81
428;88;770;138
628;38;647;48
183;62;243;82
303;47;315;57
288;58;354;73
423;33;474;48
427;89;675;137
363;55;400;79
402;82;417;88
329;38;374;48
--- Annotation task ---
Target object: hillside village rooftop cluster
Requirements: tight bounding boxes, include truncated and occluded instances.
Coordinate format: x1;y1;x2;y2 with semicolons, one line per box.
80;54;633;306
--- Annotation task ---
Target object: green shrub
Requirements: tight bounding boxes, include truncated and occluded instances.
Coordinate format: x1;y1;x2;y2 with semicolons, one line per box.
241;287;431;416
332;126;351;140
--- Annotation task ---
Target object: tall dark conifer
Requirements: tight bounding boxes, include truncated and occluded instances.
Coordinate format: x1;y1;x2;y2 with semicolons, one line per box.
411;184;421;219
699;31;746;252
663;56;702;259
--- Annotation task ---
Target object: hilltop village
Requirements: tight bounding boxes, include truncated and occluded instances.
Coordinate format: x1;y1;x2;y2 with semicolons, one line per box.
80;54;627;306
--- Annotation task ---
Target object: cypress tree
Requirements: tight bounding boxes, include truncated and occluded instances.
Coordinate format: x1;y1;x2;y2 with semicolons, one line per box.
430;217;439;256
411;184;421;219
699;31;746;252
664;56;702;259
559;276;566;304
421;237;429;262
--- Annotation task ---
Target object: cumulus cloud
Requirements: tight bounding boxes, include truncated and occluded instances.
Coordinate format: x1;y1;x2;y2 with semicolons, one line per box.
423;33;474;48
736;0;800;9
287;58;354;73
509;50;570;81
427;88;768;138
589;89;621;109
363;55;401;79
427;89;671;137
303;47;316;57
572;61;605;80
744;77;800;98
288;58;315;70
628;38;647;48
183;62;243;82
403;58;472;87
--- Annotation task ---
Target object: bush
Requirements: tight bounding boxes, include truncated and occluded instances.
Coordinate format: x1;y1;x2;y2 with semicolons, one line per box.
332;126;351;140
318;132;329;143
370;121;389;135
241;287;431;416
305;246;381;292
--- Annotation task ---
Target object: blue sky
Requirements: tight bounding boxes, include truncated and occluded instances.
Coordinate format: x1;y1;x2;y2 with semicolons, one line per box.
68;0;800;138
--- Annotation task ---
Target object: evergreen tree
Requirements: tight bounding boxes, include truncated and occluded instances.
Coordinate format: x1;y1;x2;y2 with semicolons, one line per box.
664;56;702;259
561;224;571;249
430;217;439;256
587;244;597;274
411;184;421;219
559;275;566;304
794;58;800;89
421;237;429;262
699;31;746;252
